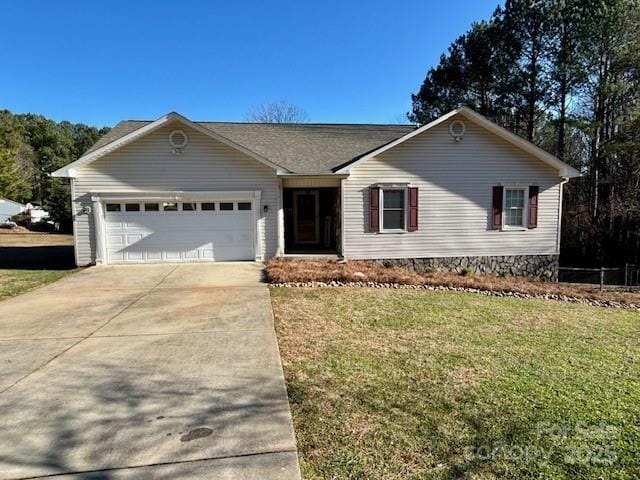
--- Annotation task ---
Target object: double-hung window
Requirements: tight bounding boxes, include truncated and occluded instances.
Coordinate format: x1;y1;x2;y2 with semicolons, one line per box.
503;187;526;228
381;188;406;231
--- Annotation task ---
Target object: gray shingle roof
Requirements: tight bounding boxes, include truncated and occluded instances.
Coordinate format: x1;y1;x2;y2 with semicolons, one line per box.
85;120;416;174
85;121;149;154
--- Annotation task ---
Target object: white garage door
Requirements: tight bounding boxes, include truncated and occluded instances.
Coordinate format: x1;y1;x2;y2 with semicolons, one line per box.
104;200;254;263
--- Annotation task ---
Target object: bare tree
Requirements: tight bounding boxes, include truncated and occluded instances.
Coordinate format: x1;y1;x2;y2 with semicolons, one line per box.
15;143;37;192
246;100;309;123
388;113;414;124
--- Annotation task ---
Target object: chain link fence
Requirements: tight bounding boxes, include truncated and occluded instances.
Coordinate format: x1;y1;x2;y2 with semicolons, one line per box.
558;264;640;290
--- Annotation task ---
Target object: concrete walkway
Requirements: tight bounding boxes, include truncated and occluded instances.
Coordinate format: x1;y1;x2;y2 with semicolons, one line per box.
0;263;300;479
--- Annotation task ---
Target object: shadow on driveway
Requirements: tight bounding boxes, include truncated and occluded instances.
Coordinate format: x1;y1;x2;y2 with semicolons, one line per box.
0;361;297;479
0;246;75;270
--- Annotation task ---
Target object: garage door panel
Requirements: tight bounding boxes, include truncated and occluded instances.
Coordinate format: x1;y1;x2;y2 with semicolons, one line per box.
164;251;182;261
127;251;144;261
126;234;144;244
200;249;214;260
108;251;125;262
105;204;254;263
184;249;199;260
108;221;125;230
146;251;162;261
107;235;124;246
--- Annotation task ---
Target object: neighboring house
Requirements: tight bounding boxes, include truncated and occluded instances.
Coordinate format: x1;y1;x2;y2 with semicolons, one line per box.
0;200;50;224
52;107;580;278
24;203;50;223
0;198;25;222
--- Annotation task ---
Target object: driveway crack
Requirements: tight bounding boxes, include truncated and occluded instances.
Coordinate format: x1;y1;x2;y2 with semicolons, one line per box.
11;448;299;479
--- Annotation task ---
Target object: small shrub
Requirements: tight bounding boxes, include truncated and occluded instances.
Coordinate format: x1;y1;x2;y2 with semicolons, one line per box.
27;221;56;232
10;214;30;227
500;271;511;278
460;267;473;276
425;266;439;274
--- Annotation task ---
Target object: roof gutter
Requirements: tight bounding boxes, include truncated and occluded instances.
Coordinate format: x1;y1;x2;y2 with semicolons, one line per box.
277;173;349;178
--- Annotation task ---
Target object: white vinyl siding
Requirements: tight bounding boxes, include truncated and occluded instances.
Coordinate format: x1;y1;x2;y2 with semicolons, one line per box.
72;123;278;265
343;114;562;259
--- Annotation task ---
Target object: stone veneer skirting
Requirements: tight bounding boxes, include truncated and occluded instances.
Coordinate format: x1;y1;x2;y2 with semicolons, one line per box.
372;254;560;281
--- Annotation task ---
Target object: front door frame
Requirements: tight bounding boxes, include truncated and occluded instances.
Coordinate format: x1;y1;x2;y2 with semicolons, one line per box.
292;189;320;244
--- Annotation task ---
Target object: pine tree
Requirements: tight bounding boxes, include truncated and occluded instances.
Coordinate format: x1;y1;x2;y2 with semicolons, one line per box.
409;0;640;265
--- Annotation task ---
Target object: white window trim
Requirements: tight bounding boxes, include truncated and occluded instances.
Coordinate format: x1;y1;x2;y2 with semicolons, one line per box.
379;186;408;234
502;186;528;231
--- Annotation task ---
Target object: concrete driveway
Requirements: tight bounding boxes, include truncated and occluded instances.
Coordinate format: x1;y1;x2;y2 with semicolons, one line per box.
0;263;300;479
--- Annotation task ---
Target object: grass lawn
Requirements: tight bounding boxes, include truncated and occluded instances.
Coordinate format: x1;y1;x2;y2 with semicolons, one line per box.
0;269;76;301
271;288;640;479
0;232;74;246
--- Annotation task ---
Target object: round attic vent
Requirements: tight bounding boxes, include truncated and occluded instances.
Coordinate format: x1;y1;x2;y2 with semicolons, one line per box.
169;130;188;149
449;120;466;141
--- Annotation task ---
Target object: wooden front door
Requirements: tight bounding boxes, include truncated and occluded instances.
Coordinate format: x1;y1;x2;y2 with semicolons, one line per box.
293;190;320;244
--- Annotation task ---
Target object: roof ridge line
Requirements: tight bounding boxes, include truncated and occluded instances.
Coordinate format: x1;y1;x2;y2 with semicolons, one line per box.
120;120;416;128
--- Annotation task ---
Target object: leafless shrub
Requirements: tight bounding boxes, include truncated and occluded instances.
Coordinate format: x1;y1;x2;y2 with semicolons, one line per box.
245;100;309;123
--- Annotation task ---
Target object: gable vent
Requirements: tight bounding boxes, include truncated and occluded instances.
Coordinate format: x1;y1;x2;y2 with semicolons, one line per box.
169;130;188;152
449;120;466;141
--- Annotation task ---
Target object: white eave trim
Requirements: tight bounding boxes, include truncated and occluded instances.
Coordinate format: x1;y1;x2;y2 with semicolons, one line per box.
277;173;349;178
335;107;581;178
52;112;289;178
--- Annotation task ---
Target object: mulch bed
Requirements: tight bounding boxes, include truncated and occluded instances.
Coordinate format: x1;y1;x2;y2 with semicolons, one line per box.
265;258;640;310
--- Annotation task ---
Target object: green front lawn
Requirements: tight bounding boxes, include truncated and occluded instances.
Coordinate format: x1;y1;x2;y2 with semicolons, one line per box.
271;288;640;479
0;269;76;301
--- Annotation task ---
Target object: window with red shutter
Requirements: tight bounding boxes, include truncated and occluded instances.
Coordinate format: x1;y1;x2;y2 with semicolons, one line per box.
369;187;380;232
407;187;418;231
491;186;503;230
528;186;539;228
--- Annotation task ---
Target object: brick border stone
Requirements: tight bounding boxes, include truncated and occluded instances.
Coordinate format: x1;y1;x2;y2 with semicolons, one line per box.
270;281;639;310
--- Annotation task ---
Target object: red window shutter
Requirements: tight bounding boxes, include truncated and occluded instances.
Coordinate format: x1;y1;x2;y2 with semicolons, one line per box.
528;186;539;228
407;187;418;232
369;187;380;232
491;186;503;230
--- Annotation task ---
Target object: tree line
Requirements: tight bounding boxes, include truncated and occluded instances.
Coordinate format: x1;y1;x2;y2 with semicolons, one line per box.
410;0;640;266
0;110;109;229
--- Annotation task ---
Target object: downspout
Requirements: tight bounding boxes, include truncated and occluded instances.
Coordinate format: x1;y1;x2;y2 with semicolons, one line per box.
70;178;80;267
556;177;570;256
340;178;346;258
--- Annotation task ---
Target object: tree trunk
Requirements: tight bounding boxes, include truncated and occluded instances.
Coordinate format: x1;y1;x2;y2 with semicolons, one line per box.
526;49;538;142
557;74;567;160
556;16;570;160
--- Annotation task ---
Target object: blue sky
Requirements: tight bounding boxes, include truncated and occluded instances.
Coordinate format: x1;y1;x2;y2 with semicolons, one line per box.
1;0;499;127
